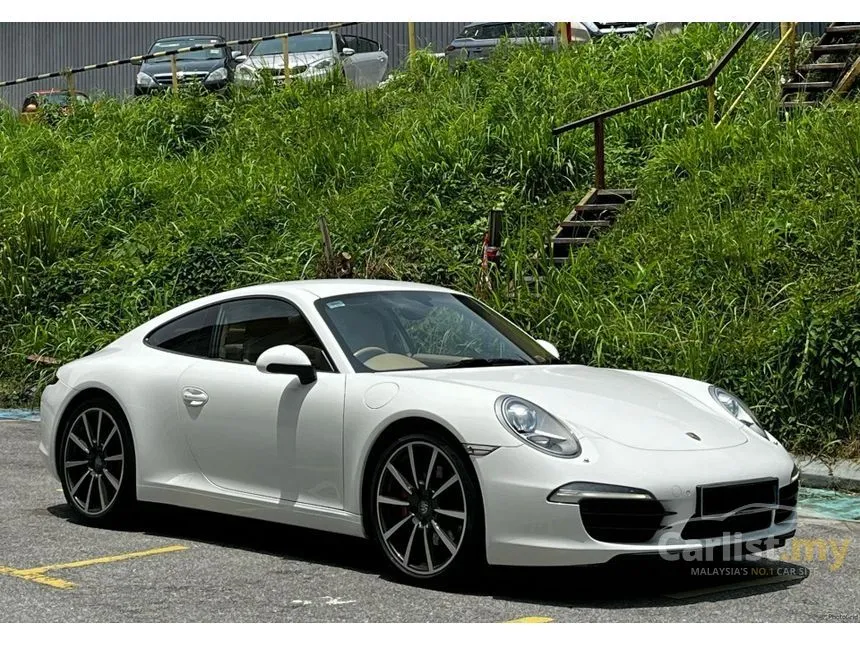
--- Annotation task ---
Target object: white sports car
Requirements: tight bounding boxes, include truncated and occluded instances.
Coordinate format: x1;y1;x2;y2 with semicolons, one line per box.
40;280;799;582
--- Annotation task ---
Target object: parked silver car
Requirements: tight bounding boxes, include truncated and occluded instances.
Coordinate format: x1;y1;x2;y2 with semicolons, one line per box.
235;31;389;89
444;21;683;65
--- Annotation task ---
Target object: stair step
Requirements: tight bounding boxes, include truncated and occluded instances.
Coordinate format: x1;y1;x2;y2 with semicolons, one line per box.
798;62;847;72
813;43;860;54
553;237;596;246
826;24;860;34
782;81;834;91
596;188;636;202
558;219;613;229
575;202;623;213
782;100;819;109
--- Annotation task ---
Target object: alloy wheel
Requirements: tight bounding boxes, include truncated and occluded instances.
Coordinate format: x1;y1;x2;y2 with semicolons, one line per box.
63;407;125;517
375;440;468;577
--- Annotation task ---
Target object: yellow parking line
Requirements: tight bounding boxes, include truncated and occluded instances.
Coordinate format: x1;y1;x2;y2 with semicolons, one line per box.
505;616;554;623
0;544;188;589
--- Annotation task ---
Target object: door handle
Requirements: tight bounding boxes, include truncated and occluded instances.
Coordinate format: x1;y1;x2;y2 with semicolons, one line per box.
182;386;209;408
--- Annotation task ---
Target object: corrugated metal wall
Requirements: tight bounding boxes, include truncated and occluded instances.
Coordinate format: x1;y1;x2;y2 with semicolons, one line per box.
0;22;829;110
0;22;468;108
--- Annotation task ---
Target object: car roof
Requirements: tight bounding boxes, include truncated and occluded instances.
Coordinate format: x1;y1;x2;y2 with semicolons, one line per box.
28;89;84;95
265;279;455;299
152;35;225;43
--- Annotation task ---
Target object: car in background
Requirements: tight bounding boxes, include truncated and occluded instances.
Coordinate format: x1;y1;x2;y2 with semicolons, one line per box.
134;35;245;95
444;21;684;65
235;31;388;89
582;22;685;39
444;22;595;64
20;90;89;120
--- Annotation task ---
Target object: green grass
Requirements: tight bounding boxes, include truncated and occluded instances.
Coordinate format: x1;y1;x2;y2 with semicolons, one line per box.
1;24;857;457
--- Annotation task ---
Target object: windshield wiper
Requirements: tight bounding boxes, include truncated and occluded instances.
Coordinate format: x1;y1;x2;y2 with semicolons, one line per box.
442;357;530;369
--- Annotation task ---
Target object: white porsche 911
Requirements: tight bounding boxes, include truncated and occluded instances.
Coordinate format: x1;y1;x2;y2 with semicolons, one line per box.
40;280;798;582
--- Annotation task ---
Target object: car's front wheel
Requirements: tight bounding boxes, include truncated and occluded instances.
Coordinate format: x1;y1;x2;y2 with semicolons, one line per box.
369;433;483;584
59;396;136;525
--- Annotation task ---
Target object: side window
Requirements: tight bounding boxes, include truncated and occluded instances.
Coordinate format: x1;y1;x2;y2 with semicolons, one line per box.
341;35;358;51
216;298;333;371
356;36;381;53
146;305;219;358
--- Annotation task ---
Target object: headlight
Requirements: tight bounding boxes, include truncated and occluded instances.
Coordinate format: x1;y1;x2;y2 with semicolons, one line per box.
709;386;768;439
136;72;157;88
236;65;258;80
206;67;229;83
311;57;336;70
494;396;581;457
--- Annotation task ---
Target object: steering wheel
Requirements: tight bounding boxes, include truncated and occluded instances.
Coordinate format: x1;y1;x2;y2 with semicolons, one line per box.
354;346;387;361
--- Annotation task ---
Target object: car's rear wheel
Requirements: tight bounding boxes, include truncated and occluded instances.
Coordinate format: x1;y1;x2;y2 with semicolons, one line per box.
369;433;483;584
59;397;136;525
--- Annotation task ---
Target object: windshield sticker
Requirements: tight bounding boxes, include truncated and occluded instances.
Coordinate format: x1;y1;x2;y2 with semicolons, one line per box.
327;300;346;309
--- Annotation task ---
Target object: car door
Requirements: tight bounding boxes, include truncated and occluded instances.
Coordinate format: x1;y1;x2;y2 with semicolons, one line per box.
341;35;388;87
176;296;345;508
352;36;388;87
336;33;361;85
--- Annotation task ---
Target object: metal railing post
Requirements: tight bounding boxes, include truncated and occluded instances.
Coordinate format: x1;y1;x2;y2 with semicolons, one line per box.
557;22;569;48
170;54;179;93
281;37;290;84
781;22;796;76
594;118;605;189
707;80;716;124
408;22;417;56
64;69;75;95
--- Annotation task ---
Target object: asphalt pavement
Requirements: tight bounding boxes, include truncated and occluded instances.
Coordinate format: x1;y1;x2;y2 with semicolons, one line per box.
1;419;858;622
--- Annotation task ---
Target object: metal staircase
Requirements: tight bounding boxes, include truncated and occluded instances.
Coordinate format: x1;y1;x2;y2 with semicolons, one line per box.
551;189;635;265
782;23;860;109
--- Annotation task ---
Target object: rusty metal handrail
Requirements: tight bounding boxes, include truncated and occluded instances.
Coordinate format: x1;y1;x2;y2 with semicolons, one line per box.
0;22;359;89
551;22;761;189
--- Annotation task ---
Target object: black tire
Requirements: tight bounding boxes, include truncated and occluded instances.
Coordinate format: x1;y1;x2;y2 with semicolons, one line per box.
368;432;484;585
58;395;136;526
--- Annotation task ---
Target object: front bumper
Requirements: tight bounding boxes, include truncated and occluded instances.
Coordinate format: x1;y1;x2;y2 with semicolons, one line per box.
38;380;73;482
473;441;798;567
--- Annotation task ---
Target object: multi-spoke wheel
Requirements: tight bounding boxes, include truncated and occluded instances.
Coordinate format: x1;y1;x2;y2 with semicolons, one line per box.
370;434;483;582
59;397;135;524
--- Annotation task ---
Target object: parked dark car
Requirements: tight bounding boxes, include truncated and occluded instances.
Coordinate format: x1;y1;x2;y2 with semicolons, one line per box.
134;35;246;95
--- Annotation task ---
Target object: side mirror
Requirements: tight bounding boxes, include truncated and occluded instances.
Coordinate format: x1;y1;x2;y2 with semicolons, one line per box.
232;51;247;62
535;339;560;360
342;47;355;57
131;59;143;67
255;344;317;385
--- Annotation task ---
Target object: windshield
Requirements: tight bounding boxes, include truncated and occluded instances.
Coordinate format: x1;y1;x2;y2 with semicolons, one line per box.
250;33;333;56
149;38;226;61
316;290;557;372
456;23;551;39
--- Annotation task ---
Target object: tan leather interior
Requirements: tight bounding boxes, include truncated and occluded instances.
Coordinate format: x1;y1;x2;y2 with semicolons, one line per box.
363;353;427;371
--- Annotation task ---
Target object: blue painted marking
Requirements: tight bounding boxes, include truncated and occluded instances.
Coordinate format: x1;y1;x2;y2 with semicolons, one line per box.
0;409;40;421
798;487;860;521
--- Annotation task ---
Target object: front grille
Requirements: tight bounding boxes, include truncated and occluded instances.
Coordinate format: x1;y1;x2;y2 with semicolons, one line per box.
681;478;779;539
775;479;799;524
579;497;671;544
153;72;208;86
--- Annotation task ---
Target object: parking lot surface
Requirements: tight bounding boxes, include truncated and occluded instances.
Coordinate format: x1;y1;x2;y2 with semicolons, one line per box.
2;419;858;622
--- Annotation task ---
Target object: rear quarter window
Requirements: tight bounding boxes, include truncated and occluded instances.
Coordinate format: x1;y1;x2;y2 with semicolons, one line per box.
145;305;219;358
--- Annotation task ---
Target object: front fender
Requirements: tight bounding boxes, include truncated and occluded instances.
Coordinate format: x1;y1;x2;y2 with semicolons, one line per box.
342;375;519;517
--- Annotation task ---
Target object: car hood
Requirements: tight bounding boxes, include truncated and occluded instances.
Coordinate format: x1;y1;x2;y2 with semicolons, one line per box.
246;51;333;69
140;58;226;75
398;365;749;452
